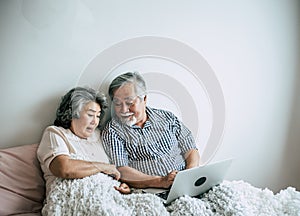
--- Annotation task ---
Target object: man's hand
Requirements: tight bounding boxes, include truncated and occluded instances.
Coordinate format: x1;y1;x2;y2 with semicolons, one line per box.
160;170;178;188
117;166;179;189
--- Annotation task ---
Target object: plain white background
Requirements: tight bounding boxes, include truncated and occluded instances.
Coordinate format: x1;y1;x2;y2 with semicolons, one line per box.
0;0;299;192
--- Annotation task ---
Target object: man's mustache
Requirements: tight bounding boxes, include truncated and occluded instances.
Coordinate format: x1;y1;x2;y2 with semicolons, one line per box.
120;112;134;117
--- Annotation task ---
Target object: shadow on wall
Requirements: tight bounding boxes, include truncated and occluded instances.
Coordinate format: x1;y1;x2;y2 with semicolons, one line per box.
279;12;300;191
3;96;59;149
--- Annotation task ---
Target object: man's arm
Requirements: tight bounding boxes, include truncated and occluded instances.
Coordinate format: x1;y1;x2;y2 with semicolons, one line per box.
185;149;200;169
118;166;177;189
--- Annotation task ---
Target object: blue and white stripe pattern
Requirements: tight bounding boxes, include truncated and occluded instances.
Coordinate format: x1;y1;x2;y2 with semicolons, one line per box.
102;107;197;176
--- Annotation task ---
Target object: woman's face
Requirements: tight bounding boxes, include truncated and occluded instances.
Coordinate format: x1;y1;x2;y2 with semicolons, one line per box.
70;101;101;139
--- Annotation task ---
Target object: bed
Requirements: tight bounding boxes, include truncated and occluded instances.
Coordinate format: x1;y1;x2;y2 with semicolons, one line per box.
1;143;300;215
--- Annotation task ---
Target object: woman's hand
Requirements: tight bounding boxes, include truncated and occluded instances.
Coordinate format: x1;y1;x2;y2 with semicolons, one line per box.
114;183;131;194
94;163;121;180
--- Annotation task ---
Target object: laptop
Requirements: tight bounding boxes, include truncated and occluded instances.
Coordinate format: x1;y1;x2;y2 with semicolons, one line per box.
142;158;233;205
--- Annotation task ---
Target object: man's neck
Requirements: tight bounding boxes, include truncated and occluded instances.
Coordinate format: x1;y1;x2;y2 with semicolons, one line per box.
134;113;148;128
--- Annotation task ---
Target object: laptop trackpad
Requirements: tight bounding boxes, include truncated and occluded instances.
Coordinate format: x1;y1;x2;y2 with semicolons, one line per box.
142;188;170;200
142;188;168;194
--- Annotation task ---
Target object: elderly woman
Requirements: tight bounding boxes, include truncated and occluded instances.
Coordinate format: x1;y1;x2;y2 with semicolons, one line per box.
37;87;130;197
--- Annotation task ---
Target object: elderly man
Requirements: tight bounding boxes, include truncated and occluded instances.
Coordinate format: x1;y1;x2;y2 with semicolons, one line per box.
102;72;200;189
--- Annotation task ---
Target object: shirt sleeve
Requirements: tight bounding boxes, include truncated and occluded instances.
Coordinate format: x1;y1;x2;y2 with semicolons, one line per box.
37;126;71;169
102;123;129;167
168;112;198;153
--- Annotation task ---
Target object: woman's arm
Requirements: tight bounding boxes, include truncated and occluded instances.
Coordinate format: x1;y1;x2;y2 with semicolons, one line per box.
118;166;177;189
49;155;121;180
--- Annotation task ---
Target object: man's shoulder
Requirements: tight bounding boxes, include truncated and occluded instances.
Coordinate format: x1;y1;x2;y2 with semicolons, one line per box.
102;118;124;134
103;118;120;128
147;107;176;120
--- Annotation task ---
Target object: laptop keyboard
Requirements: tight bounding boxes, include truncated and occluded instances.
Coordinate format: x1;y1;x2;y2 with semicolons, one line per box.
156;190;170;200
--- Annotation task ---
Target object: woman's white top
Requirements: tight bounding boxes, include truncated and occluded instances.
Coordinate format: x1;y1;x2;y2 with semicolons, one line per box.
37;126;109;195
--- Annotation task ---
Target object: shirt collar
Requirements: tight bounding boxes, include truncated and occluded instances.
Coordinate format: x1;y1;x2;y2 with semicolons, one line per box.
116;106;163;129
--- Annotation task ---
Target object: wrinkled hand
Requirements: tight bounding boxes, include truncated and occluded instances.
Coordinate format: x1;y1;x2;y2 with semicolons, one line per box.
160;170;178;188
114;183;131;194
105;165;121;180
96;163;121;180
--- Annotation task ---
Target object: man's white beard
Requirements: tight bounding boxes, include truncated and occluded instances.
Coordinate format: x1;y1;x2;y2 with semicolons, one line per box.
119;113;137;126
123;116;137;127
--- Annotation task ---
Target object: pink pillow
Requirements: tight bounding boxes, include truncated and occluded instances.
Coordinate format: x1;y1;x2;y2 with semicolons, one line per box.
0;144;45;215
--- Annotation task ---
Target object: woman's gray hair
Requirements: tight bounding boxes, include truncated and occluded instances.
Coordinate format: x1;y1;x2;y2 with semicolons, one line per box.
108;72;147;100
54;87;108;129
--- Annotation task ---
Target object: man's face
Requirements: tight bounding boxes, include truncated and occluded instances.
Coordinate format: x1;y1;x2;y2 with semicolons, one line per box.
112;83;147;127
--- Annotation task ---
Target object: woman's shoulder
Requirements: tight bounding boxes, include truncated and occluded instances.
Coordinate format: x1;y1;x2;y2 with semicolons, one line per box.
42;125;72;137
44;125;66;133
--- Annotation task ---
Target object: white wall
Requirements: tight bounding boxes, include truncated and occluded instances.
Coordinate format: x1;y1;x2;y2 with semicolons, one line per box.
0;0;299;192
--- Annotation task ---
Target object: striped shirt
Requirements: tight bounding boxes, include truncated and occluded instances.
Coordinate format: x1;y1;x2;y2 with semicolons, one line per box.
102;107;197;176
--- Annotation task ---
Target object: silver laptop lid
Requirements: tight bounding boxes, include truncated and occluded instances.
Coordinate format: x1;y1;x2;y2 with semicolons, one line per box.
164;158;233;204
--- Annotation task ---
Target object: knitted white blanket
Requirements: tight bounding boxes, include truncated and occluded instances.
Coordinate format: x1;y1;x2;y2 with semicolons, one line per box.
42;173;300;216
